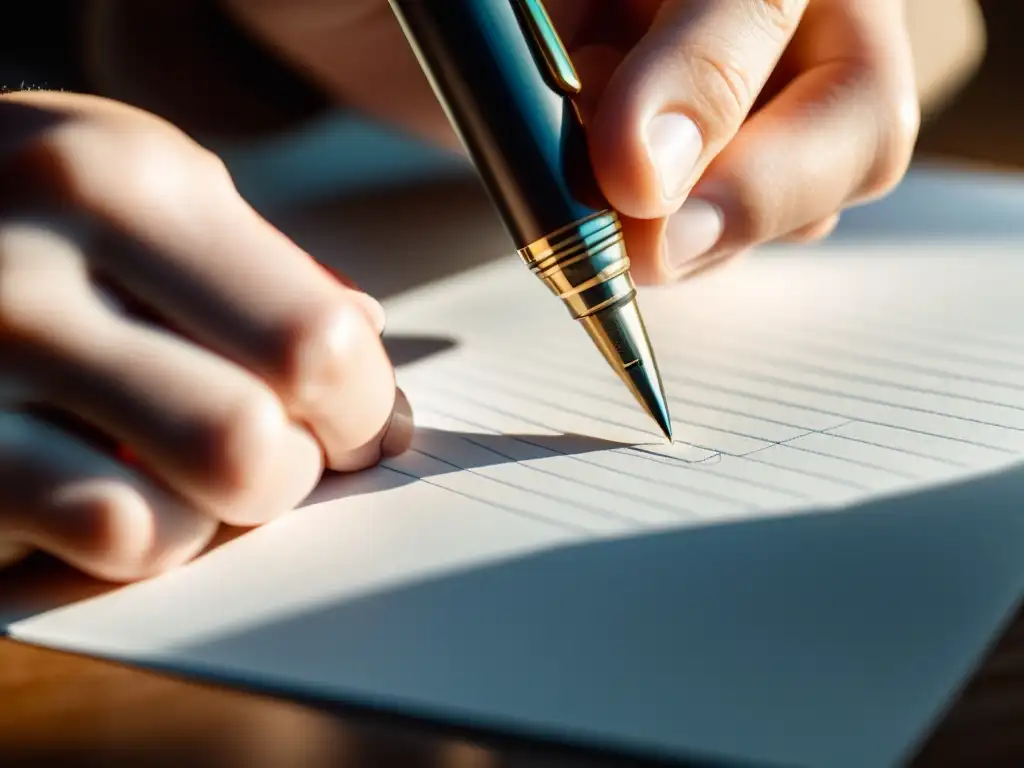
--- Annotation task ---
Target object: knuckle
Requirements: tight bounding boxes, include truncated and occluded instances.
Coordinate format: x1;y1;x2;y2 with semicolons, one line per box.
686;0;802;136
691;49;755;132
692;0;802;134
0;224;58;341
0;218;95;345
276;300;371;408
35;116;230;223
750;0;803;37
72;484;155;579
70;483;214;582
0;248;33;341
204;388;290;501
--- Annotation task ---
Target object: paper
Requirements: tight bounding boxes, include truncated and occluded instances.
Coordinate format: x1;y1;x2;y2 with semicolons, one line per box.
5;170;1024;768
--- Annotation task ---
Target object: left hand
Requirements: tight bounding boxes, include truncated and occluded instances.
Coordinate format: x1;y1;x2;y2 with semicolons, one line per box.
223;0;920;283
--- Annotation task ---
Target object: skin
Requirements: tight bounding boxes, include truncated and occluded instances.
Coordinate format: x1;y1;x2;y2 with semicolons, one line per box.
0;92;412;581
2;0;922;581
223;0;921;282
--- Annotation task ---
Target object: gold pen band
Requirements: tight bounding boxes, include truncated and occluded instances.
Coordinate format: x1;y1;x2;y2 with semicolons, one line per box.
517;211;636;320
518;210;673;441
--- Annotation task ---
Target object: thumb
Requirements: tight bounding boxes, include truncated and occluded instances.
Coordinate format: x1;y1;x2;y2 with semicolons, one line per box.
587;0;808;221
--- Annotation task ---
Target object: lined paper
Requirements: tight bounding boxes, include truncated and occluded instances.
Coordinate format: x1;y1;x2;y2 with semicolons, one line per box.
7;216;1024;768
379;246;1024;539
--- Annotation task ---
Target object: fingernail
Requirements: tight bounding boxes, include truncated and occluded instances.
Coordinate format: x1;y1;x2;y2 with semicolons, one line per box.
380;387;414;458
645;113;703;200
664;198;725;274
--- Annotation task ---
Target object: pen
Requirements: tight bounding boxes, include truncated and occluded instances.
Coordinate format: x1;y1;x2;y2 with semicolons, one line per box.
388;0;673;441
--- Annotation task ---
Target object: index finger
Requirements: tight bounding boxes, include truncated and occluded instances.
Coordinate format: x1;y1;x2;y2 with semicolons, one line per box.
588;0;810;219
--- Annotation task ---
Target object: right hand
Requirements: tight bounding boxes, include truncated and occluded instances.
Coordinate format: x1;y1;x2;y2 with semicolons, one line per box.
0;91;413;583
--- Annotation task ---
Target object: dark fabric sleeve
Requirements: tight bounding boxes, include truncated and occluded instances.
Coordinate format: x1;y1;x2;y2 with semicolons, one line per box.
81;0;332;141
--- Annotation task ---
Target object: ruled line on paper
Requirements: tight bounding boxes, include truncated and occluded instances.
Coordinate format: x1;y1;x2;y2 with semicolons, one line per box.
535;336;1024;439
654;369;1019;457
637;301;1024;378
404;374;915;513
417;393;872;497
412;446;644;526
377;463;591;534
466;348;824;440
384;445;639;533
650;335;1024;415
413;399;813;507
422;356;807;456
661;295;1024;366
447;342;1019;467
383;250;1024;537
475;339;1024;451
497;342;1023;456
411;415;729;524
416;365;773;457
407;397;767;511
405;354;982;495
655;334;1024;412
402;393;908;520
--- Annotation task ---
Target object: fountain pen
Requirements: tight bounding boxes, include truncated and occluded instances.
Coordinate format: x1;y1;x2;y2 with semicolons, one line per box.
389;0;672;440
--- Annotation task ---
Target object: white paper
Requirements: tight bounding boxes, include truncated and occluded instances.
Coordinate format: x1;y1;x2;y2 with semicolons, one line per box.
5;169;1024;768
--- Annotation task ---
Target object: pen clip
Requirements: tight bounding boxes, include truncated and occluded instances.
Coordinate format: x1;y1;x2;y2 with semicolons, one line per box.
513;0;582;96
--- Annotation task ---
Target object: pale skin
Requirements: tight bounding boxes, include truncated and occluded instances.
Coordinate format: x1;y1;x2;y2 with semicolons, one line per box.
0;0;936;580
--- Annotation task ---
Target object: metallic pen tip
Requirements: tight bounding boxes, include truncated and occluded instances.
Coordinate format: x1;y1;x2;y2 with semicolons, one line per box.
625;355;673;443
633;369;673;442
577;298;673;443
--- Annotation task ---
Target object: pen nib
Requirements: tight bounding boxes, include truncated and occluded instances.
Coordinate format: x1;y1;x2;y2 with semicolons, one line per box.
577;298;673;443
627;362;673;443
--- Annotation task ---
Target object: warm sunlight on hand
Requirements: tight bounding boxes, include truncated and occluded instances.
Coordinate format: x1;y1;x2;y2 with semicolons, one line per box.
223;0;921;283
0;91;412;582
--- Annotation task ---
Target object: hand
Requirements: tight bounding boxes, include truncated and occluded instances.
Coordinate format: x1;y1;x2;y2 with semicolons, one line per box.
0;91;413;582
224;0;920;282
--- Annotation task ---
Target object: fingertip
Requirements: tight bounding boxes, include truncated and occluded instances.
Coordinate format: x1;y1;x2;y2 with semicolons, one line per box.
672;246;752;283
619;215;671;286
662;197;727;278
42;480;218;583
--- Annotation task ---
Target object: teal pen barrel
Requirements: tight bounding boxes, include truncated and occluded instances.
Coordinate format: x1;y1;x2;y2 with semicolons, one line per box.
388;0;606;248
